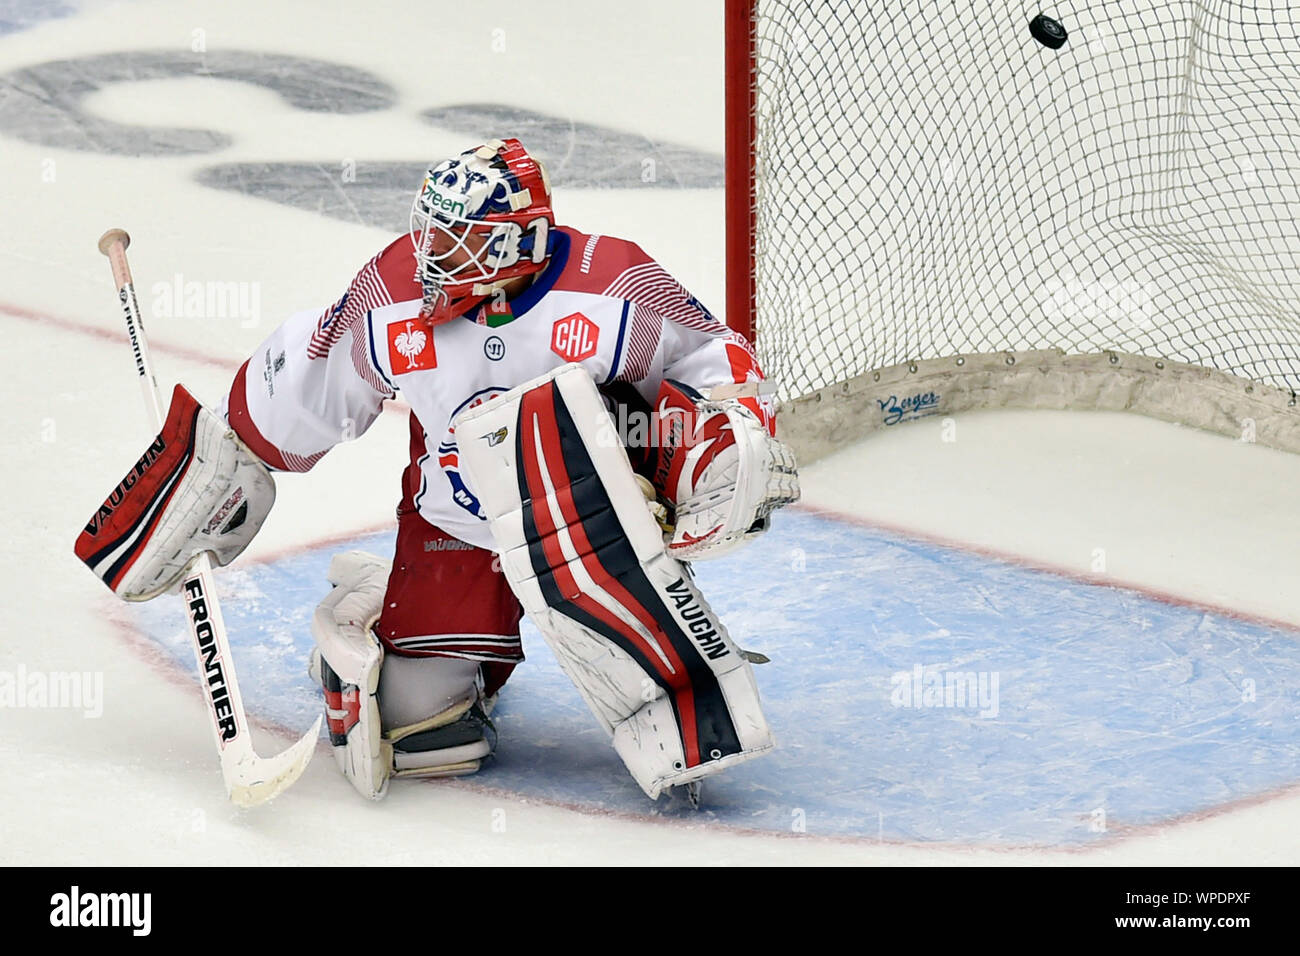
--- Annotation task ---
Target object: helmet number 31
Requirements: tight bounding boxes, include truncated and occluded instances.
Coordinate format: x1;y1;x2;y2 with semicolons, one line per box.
487;216;549;269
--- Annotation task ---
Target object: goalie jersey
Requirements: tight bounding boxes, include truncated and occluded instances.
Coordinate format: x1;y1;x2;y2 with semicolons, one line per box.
219;226;775;549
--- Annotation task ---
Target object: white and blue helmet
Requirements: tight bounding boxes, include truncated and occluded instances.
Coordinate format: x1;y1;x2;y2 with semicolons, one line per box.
410;137;554;323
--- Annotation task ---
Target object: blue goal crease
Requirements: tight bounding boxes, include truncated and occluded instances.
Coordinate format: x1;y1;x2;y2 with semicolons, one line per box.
128;511;1300;847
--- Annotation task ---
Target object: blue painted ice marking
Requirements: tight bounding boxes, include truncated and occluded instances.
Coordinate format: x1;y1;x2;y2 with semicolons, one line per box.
128;511;1300;845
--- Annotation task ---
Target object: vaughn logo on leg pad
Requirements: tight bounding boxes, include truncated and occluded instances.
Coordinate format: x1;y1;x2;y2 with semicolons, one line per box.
664;578;729;661
49;886;151;936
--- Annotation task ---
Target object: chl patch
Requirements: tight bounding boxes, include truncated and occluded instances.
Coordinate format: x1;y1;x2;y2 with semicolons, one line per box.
551;312;599;363
388;319;437;373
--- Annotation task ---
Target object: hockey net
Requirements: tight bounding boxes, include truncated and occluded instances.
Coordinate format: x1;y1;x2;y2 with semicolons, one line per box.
726;1;1300;460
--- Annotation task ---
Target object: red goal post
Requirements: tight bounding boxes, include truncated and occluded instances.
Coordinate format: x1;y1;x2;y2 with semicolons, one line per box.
725;0;757;347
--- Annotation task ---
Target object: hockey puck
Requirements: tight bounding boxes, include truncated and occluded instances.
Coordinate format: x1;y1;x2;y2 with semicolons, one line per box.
1029;14;1068;50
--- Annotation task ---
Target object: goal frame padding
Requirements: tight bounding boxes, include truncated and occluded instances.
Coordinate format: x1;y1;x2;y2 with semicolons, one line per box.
778;350;1300;464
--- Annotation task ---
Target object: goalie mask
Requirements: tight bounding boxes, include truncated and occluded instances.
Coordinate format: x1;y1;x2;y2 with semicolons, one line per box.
410;138;555;325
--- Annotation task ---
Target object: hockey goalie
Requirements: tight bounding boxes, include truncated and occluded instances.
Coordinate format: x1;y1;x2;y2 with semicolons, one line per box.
76;138;800;802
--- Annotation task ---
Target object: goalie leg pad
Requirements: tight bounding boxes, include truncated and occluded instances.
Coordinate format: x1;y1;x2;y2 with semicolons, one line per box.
310;551;390;800
75;383;275;601
311;552;497;800
456;364;775;798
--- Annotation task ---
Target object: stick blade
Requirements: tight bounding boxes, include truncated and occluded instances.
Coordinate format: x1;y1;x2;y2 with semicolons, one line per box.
224;716;323;807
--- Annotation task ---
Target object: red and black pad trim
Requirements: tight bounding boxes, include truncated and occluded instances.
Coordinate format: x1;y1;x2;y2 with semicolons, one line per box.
515;381;742;770
319;656;361;747
74;384;204;593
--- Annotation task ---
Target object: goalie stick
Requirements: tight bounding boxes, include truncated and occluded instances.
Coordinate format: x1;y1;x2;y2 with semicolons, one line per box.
97;228;321;806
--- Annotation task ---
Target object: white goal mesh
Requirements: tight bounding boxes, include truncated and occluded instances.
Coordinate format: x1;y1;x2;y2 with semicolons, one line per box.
747;1;1300;402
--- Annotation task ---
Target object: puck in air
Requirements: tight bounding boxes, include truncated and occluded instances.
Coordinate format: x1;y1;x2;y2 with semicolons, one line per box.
1030;13;1068;50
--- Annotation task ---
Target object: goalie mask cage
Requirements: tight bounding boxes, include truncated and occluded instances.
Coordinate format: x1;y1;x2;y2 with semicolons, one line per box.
725;1;1300;463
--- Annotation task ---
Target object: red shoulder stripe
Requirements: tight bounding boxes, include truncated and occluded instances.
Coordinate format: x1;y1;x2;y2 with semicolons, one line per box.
307;234;417;361
549;228;653;296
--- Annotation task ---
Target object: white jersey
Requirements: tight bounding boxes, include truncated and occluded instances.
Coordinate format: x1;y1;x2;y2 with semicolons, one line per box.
220;226;774;550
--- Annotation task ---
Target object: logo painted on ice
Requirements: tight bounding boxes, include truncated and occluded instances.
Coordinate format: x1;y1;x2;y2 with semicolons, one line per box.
878;390;941;426
550;312;599;363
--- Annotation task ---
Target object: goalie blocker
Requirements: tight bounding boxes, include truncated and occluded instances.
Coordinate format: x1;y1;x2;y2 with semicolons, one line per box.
74;384;275;601
456;364;775;798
